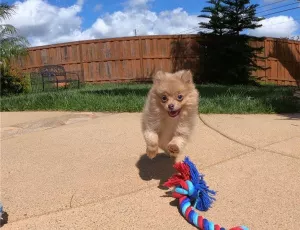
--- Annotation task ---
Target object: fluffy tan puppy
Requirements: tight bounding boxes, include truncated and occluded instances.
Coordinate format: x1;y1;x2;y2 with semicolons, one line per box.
141;69;199;160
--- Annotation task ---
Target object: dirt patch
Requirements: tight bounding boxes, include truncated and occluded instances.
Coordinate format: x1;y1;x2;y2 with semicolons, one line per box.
1;113;98;140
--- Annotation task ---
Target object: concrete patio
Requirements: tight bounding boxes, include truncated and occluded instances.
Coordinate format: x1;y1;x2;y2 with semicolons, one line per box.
1;112;299;229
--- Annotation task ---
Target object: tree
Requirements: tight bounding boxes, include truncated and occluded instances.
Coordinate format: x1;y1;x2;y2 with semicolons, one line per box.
222;0;262;35
0;2;29;96
0;2;29;72
198;0;228;36
198;0;267;85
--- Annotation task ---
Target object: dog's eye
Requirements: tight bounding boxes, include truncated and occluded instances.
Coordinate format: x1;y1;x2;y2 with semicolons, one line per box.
177;94;183;101
161;95;168;102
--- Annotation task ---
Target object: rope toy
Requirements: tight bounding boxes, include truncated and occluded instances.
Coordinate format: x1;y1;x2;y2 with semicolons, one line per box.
0;202;3;221
164;156;248;230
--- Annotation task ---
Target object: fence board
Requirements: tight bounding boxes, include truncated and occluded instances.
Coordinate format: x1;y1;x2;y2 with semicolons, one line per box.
11;35;300;86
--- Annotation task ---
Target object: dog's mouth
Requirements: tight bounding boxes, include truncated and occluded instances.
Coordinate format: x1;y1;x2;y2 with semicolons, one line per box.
168;109;181;117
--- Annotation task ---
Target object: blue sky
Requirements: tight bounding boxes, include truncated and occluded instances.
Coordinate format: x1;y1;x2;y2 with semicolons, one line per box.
28;0;300;30
4;0;300;46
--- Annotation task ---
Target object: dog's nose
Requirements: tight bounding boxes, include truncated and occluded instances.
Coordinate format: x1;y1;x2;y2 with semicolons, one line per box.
168;104;174;110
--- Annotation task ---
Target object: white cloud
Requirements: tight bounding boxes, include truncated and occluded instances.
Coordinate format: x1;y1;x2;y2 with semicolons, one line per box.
4;0;90;46
84;7;201;38
10;0;298;46
93;4;102;12
3;0;203;46
126;0;153;8
248;16;299;38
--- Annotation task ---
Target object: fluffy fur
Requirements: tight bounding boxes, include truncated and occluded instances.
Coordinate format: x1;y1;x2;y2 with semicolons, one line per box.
141;69;199;160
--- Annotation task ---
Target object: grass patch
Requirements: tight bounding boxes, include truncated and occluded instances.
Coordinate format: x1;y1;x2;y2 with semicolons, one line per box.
0;83;299;114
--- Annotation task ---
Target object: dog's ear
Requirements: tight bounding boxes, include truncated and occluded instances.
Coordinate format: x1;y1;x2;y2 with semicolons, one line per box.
179;70;193;84
152;70;165;84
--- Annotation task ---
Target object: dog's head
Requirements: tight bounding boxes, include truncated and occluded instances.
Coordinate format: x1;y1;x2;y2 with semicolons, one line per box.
152;69;197;118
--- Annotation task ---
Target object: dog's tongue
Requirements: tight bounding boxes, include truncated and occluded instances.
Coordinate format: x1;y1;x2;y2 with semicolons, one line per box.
168;110;180;117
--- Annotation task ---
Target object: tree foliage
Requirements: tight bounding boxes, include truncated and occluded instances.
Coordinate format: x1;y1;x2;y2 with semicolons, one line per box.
0;2;30;95
198;0;267;84
0;2;29;71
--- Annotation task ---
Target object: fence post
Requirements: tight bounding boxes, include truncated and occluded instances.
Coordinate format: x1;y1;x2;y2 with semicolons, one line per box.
79;42;84;82
139;37;145;80
264;38;267;84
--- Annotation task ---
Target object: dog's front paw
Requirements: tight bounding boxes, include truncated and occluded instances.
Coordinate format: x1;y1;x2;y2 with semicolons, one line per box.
146;146;158;159
167;143;180;158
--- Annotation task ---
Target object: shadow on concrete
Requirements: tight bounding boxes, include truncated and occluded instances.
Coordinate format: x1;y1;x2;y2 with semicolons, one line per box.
135;153;183;218
0;211;9;227
275;113;300;121
135;153;176;190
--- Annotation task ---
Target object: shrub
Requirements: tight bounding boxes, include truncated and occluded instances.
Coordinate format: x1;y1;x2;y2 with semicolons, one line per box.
0;72;23;96
0;67;31;96
20;72;32;93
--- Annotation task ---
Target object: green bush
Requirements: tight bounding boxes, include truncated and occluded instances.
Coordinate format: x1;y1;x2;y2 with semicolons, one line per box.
20;73;32;93
0;68;31;96
0;72;23;96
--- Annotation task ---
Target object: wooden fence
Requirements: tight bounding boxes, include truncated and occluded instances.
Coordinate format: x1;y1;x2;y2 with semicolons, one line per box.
12;35;300;86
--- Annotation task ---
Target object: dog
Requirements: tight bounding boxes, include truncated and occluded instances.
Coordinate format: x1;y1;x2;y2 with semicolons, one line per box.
141;69;199;160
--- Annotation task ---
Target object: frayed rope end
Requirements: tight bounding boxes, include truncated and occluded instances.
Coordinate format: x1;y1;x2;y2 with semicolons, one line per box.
183;156;217;211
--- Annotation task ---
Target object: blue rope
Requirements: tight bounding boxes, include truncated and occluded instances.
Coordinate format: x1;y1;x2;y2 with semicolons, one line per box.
183;157;216;211
0;202;3;220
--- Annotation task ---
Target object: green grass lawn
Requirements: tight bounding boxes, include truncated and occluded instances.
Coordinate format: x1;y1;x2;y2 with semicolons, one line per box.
0;83;299;113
